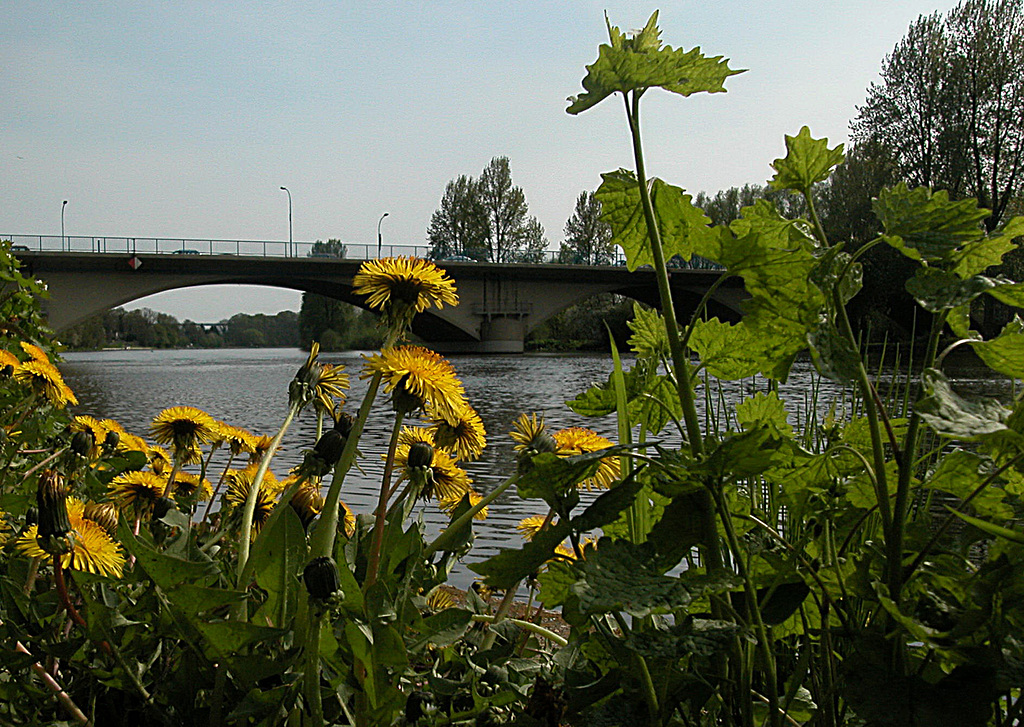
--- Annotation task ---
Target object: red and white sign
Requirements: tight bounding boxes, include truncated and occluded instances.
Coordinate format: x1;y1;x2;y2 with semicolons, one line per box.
127;256;142;270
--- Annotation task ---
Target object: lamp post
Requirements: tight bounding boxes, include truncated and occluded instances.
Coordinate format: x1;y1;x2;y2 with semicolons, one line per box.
280;186;293;257
61;200;68;251
377;211;389;257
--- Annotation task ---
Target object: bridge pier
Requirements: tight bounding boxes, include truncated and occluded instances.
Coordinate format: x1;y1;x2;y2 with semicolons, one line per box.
434;316;526;354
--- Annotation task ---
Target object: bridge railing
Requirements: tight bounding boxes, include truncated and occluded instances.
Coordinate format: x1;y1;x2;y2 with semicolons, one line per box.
3;235;721;269
1;235;434;260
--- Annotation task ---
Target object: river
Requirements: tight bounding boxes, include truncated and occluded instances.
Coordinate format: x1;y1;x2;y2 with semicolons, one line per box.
59;347;1012;588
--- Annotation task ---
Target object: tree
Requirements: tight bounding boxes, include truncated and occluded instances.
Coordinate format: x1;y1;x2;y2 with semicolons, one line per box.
518;217;549;263
478;156;531;263
559;191;613;265
308;238;346;258
852;0;1024;231
427;176;489;260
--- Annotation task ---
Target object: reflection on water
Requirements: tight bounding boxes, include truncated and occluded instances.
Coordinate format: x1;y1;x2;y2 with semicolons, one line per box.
60;347;1016;587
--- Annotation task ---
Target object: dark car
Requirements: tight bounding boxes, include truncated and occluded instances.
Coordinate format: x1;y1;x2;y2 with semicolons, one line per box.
173;249;201;255
10;244;30;252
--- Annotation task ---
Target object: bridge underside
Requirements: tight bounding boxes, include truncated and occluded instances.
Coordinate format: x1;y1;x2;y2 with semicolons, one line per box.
20;253;745;354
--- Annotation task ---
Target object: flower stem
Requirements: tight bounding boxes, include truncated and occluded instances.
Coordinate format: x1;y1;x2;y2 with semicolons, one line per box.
235;402;300;592
364;411;406;590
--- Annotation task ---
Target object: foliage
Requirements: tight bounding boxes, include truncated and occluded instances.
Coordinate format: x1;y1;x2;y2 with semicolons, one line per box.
62;308;301;350
852;0;1024;232
299;294;382;351
427;176;489;261
427;157;549;263
559;191;615;265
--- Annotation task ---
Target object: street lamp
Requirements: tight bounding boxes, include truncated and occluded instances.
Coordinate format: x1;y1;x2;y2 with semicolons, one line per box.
280;186;293;257
377;211;389;257
61;200;68;251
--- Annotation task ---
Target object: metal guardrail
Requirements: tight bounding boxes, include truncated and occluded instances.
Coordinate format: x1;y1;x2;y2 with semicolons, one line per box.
2;234;722;269
1;234;430;260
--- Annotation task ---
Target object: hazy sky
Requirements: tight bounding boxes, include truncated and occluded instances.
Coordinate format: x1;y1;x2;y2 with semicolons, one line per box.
2;1;957;322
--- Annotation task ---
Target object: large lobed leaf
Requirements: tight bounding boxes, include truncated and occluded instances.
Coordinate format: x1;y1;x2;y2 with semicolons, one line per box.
595;171;712;271
875;183;990;264
769;126;845;195
567;11;742;115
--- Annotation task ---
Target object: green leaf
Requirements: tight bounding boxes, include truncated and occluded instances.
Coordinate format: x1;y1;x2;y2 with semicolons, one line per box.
537;560;577;609
163;584;248;616
916;368;1012;440
969;317;1024;379
946;508;1024;545
875;183;990;263
251;505;306;629
703;427;791;479
627;302;669;359
193;621;286;661
567;11;742;114
119;520;219;590
808;318;862;384
987;281;1024;308
518;452;599;503
625;617;748;659
925;450;1011;520
409;609;474;651
571;470;645;533
769;126;845;194
646;490;707;569
904;267;1001;312
951;215;1024;278
736;391;792;436
470;520;572;589
595;171;712;271
689;318;763;380
573;537;741;617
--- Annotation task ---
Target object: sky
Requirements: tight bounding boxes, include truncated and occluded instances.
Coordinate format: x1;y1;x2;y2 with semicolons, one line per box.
2;1;960;322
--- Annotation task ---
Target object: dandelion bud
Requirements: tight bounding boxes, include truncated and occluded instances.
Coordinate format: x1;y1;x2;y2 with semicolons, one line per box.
290;484;324;529
313;429;345;469
333;411;354;439
25;506;38;527
70;430;94;458
303;556;341;601
408;441;434;470
36;470;73;556
103;430;120;453
84;502;118;535
152;496;176;520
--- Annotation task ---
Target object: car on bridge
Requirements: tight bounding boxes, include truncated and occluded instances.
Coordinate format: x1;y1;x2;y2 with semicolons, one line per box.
173;249;201;255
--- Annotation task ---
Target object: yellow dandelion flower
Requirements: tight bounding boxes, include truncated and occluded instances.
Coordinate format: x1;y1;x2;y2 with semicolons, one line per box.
148;445;172;475
439;489;488;520
553;427;620;490
353;257;458;333
427;451;472;502
510;413;557;455
72;415;107;444
397;425;435;448
0;349;20;372
108;471;167;513
117;432;150;456
149;406;219;456
426;587;458;612
427;401;486;461
19;341;50;363
218;423;257;457
362;345;465;421
516;514;551;540
340;501;356;538
250;435;276;463
314;363;349;416
0;510;11;546
14;360;77;407
17;498;125;578
173;472;213;502
224;465;280;538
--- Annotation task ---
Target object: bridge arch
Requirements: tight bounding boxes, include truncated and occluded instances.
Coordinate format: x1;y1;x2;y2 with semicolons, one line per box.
19;251;745;353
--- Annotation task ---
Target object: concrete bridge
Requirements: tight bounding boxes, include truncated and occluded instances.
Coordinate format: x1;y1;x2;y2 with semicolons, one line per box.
12;247;746;353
